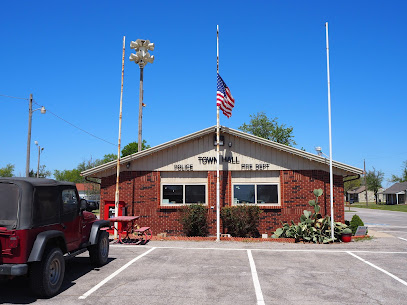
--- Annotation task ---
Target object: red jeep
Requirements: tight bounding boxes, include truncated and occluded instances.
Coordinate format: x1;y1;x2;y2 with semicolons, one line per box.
0;177;110;298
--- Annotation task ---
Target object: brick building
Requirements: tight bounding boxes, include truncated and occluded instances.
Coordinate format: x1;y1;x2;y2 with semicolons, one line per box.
81;126;362;236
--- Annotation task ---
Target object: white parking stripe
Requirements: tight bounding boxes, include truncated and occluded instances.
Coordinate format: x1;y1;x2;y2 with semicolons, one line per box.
247;250;265;305
111;245;407;255
79;247;156;300
347;251;407;287
398;237;407;242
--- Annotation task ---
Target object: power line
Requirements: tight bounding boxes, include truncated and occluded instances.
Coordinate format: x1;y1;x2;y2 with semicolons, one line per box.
1;93;116;146
0;94;29;100
32;99;116;146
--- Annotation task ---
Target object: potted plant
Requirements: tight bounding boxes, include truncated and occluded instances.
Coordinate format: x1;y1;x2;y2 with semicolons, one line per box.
341;228;352;242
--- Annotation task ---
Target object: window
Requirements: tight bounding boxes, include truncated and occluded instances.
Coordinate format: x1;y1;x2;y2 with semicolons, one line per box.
0;183;19;229
162;184;206;205
33;186;59;226
62;188;78;214
233;184;279;205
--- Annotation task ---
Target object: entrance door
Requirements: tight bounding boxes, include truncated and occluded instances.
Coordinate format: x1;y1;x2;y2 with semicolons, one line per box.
61;187;82;251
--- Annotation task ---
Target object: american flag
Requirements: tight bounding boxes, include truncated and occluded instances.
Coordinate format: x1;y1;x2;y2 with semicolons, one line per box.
217;73;235;118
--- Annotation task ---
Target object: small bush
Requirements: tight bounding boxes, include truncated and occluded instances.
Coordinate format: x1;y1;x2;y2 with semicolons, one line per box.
221;205;262;237
350;214;364;235
181;204;208;237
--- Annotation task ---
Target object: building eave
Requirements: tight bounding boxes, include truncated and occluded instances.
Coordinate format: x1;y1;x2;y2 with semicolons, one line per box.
81;126;363;178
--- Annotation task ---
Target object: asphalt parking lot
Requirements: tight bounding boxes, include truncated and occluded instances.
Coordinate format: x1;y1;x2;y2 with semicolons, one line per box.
1;208;407;305
1;236;407;305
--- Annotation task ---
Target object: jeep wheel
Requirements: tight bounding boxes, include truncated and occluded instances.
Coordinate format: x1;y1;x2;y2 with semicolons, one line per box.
89;230;109;266
29;247;65;298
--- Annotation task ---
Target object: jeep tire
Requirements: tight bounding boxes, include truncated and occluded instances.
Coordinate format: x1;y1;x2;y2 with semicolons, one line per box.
29;247;65;298
89;230;109;266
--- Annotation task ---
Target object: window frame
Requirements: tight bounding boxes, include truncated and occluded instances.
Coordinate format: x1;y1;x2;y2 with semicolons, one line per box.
161;183;207;206
232;182;280;206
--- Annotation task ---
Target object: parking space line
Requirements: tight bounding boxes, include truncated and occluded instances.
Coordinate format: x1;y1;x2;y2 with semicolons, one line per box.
78;247;156;300
377;230;407;233
111;245;407;255
247;250;265;305
398;237;407;242
347;251;407;287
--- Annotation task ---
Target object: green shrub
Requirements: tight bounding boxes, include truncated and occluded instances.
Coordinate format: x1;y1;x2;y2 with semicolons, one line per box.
221;205;262;237
181;204;208;237
350;214;364;235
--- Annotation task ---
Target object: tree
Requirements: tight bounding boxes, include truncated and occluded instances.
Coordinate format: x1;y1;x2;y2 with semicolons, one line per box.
366;167;384;204
54;154;116;183
390;160;407;183
29;165;51;178
344;176;361;194
121;140;150;157
54;168;83;183
238;112;296;146
0;163;14;177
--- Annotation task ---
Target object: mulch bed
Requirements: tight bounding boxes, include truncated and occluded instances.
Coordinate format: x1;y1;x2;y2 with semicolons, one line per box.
151;236;295;243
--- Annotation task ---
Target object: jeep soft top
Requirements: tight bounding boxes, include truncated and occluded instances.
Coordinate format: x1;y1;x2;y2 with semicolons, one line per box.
0;177;77;230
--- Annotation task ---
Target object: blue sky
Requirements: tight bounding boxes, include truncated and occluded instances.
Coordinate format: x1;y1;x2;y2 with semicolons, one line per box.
1;0;406;187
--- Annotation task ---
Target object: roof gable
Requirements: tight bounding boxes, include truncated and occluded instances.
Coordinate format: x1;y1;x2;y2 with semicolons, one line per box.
81;126;363;178
382;182;407;194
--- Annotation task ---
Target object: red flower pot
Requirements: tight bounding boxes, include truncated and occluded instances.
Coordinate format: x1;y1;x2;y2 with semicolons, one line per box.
341;233;352;243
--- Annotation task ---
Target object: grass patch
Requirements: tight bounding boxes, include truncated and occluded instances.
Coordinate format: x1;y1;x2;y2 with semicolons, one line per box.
352;235;373;242
350;202;407;212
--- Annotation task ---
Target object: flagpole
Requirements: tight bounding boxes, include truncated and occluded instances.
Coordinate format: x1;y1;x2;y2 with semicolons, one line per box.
216;25;221;242
325;22;335;241
114;36;126;239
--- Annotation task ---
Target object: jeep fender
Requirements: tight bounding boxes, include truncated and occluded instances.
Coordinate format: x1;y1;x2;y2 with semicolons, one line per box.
89;220;110;245
28;231;67;262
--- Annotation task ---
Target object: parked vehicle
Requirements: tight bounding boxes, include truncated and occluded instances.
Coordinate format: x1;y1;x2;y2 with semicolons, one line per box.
85;200;99;212
0;178;110;298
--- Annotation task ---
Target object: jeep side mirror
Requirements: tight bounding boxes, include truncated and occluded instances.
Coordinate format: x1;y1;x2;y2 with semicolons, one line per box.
80;199;87;211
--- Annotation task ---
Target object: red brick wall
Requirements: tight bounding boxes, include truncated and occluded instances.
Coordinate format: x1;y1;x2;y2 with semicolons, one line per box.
100;169;344;236
257;170;344;235
207;171;231;233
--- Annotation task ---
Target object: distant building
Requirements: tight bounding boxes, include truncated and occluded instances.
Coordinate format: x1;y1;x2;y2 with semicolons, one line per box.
346;186;385;203
380;182;407;205
76;183;100;202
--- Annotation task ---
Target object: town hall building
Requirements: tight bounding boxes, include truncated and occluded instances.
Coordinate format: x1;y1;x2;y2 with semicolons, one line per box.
81;126;363;236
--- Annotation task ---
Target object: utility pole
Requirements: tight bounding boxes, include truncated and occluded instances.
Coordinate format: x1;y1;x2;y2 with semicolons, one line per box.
26;94;46;177
364;159;368;207
26;94;33;177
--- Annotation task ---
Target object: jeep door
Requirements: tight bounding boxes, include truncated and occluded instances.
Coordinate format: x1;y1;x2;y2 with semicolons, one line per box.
61;187;82;251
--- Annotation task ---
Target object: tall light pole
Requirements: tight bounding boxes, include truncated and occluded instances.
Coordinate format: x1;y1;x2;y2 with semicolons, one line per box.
34;141;44;178
26;94;46;177
129;39;154;152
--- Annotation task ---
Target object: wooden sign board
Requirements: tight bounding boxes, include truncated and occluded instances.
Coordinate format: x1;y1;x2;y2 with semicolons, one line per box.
354;226;368;236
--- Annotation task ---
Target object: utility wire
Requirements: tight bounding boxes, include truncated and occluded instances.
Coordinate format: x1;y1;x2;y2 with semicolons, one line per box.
32;99;116;146
0;93;116;146
0;94;29;100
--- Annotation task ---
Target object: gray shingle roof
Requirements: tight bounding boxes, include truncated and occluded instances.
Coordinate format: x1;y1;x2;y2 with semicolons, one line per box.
382;182;407;194
347;186;366;194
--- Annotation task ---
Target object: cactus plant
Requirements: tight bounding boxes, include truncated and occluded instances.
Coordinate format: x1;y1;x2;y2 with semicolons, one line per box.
272;189;349;243
342;228;352;235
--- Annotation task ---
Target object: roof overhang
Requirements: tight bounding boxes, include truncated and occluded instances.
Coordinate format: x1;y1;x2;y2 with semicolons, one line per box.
81;126;363;178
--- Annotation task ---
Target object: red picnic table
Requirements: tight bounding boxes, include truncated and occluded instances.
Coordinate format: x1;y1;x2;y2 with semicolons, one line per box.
107;216;152;244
